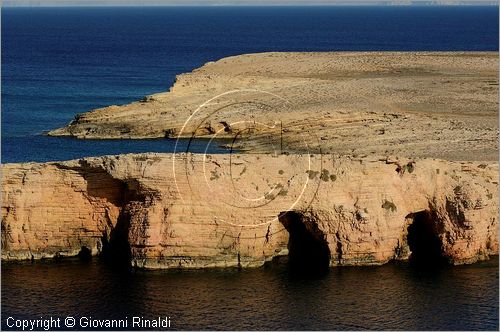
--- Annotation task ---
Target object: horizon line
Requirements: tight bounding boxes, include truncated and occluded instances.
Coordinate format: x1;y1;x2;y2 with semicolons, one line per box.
3;1;499;7
3;3;499;6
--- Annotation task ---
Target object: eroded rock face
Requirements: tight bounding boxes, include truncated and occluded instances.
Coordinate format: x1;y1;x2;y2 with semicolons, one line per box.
2;153;498;268
47;52;499;161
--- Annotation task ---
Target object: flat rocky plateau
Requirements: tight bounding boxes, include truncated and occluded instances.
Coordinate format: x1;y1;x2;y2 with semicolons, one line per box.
2;52;498;268
48;52;499;161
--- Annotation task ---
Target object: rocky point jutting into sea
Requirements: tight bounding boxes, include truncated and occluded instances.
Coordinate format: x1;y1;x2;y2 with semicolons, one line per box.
2;52;499;268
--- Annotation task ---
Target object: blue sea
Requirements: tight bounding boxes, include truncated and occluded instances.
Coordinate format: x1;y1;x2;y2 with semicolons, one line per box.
1;7;499;330
1;6;498;163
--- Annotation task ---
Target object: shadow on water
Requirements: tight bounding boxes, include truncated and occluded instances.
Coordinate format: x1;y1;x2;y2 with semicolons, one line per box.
1;255;498;330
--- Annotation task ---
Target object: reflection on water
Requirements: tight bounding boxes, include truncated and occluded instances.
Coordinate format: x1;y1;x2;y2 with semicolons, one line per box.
1;258;498;330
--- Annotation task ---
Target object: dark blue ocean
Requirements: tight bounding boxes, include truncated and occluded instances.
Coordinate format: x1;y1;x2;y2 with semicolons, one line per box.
2;6;500;331
1;6;499;163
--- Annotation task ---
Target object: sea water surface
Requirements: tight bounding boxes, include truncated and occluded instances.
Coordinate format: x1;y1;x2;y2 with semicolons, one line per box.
1;6;499;331
2;6;499;162
1;259;499;330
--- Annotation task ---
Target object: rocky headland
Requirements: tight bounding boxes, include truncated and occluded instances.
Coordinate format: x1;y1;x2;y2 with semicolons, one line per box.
2;52;499;268
48;52;499;161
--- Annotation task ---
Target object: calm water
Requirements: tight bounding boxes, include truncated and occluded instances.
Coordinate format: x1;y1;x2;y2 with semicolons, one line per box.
2;6;499;163
2;6;499;330
1;258;498;330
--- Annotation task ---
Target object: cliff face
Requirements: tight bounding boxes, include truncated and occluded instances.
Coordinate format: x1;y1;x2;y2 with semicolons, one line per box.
2;153;498;268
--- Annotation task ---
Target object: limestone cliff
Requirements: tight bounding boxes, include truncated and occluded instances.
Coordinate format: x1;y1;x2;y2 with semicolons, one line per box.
2;153;498;268
47;52;499;161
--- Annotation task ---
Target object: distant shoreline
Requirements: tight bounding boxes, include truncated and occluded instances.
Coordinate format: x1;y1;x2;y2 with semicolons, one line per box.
48;51;499;162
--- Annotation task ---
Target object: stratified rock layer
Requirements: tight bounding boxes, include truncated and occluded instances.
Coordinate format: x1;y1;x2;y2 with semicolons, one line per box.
47;52;499;161
2;153;498;268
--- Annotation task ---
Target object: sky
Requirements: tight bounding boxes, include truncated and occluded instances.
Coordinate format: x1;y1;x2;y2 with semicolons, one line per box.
2;0;498;6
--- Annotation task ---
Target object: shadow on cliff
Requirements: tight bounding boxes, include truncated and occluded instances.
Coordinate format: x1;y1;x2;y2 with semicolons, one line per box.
100;211;132;268
54;160;149;268
81;160;135;267
278;211;331;277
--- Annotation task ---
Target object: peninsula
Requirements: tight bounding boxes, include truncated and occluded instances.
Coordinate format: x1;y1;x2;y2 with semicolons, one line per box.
48;52;499;161
2;52;498;268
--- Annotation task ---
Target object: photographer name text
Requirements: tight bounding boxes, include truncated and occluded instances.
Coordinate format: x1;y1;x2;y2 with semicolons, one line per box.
5;316;172;330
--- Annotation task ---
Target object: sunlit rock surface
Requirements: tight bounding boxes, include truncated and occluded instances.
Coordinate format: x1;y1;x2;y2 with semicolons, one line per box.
47;52;499;161
2;153;497;268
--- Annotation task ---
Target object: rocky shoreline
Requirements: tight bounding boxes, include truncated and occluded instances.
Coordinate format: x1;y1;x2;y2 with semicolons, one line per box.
2;153;498;268
47;52;499;161
3;52;498;269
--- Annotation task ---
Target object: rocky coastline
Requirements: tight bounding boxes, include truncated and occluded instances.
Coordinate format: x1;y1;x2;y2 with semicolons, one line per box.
2;153;498;268
2;52;499;269
47;52;499;161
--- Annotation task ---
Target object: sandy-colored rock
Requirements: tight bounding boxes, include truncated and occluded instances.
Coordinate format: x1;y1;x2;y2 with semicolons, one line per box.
2;153;498;268
7;52;499;268
48;52;499;161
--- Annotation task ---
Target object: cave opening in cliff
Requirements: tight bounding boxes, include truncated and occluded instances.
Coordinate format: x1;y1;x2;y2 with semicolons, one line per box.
78;246;92;262
406;210;446;267
278;211;331;275
79;167;133;268
100;209;132;268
